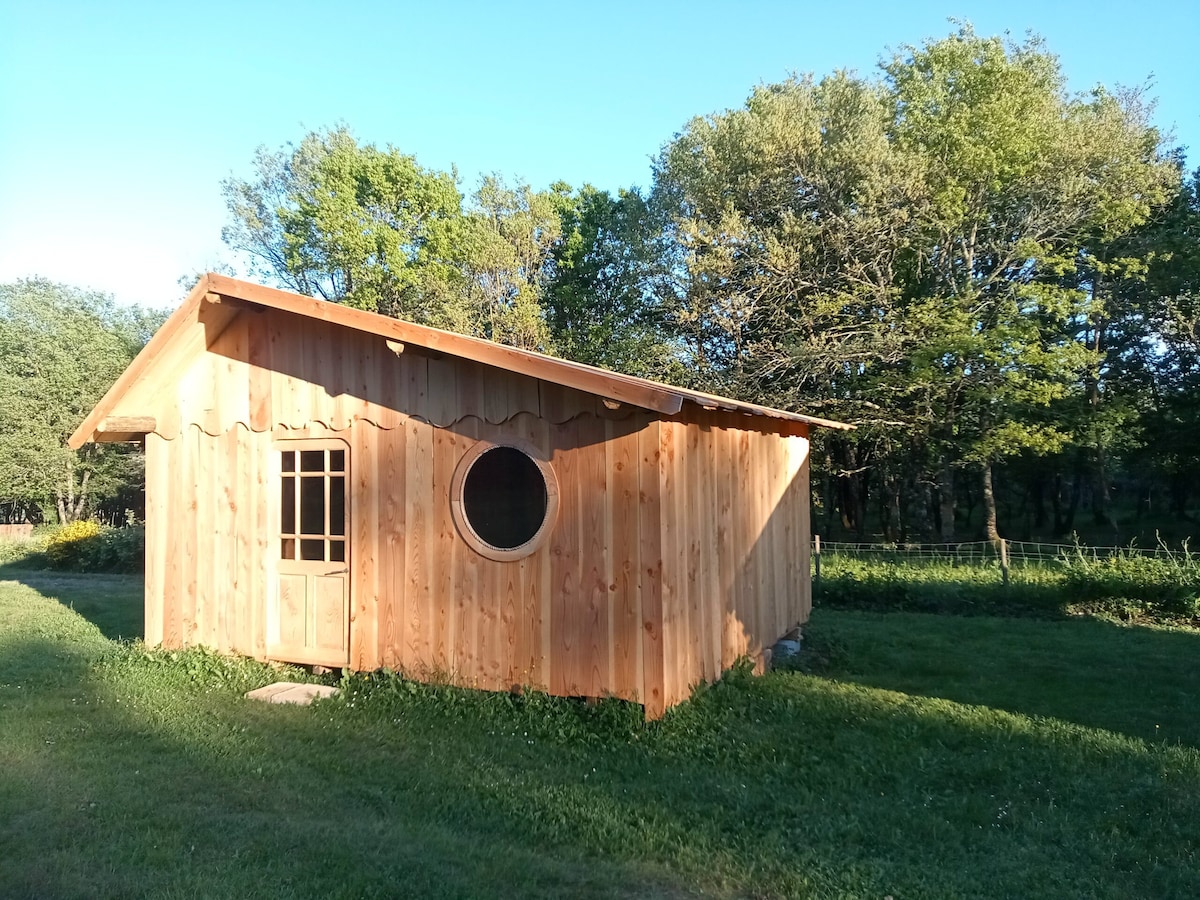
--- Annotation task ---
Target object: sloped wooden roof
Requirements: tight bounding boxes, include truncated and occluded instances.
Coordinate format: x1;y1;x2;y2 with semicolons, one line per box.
69;273;850;448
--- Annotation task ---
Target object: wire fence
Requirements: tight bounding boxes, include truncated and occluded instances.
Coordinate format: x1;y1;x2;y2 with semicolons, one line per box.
813;536;1195;573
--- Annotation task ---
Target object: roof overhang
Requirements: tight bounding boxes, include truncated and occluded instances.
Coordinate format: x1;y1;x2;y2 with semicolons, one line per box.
69;273;853;448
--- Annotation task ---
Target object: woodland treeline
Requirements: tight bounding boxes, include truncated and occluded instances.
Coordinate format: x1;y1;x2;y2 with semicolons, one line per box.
3;28;1198;540
0;279;163;524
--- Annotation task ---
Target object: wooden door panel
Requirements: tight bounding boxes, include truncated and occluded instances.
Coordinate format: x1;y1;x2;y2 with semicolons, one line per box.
268;439;351;667
277;573;308;649
314;574;348;655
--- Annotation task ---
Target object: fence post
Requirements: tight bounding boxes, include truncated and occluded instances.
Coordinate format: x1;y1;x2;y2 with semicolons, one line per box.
999;538;1010;586
814;534;821;582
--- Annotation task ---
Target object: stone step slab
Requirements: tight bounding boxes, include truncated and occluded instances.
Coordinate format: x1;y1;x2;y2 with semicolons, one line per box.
245;682;339;705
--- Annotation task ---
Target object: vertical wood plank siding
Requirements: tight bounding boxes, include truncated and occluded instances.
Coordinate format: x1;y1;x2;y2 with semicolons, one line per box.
145;307;811;716
146;423;269;659
655;408;810;710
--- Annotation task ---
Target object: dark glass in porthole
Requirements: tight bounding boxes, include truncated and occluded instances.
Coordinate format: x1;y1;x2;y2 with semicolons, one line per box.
281;538;295;560
330;540;345;562
330;449;345;472
300;539;324;561
462;446;548;550
281;451;295;473
300;450;324;472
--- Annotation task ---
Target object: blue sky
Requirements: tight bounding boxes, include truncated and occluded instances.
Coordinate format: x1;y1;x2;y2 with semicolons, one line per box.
1;0;1196;308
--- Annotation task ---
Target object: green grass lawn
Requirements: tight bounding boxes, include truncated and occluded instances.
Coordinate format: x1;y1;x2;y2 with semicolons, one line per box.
2;574;1199;898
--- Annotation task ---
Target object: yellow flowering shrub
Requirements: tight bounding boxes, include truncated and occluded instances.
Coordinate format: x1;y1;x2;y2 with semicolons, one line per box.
45;520;103;568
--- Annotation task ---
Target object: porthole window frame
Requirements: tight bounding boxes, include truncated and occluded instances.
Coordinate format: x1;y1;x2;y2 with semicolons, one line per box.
450;438;559;562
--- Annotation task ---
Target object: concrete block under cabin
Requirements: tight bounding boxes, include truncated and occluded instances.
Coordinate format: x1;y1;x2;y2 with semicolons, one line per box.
70;274;851;719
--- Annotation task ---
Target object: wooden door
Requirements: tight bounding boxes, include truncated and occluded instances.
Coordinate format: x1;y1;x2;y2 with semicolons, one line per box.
268;440;351;667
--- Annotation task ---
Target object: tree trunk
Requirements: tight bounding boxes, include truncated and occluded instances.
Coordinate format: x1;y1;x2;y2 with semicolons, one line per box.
822;465;837;537
937;464;956;542
1091;447;1115;527
1170;474;1189;518
855;461;870;539
981;462;1000;541
1084;286;1115;530
836;453;859;533
55;455;91;524
56;457;73;524
72;468;91;521
832;437;870;537
1031;473;1047;529
882;473;901;542
903;475;930;542
1053;465;1083;536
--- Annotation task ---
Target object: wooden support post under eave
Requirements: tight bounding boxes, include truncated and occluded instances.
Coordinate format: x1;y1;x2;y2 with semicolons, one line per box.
93;416;157;441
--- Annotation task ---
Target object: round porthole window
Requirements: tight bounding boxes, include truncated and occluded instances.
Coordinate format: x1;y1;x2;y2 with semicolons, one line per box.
451;440;559;561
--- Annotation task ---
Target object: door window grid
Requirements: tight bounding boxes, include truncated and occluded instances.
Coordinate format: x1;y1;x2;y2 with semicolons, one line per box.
280;448;347;562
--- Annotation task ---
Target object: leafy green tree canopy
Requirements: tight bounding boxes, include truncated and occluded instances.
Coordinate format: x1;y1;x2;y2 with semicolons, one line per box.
543;184;680;378
0;279;162;522
222;128;578;352
222;126;465;320
653;25;1178;538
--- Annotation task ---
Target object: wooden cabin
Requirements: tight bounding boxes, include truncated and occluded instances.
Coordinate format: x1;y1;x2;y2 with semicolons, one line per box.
70;274;850;718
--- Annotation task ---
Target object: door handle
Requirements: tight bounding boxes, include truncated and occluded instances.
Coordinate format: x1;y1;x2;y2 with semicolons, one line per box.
324;567;349;576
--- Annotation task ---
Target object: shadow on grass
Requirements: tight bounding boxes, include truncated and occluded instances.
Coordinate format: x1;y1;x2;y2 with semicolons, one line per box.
806;608;1200;750
0;628;698;900
3;612;1200;899
5;578;1200;897
0;567;143;640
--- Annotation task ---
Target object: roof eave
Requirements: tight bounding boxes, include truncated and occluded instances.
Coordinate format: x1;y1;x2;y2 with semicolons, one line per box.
68;275;214;449
70;273;853;446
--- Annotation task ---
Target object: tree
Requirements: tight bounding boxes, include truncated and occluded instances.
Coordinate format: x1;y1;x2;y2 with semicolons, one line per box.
544;184;679;378
439;176;562;351
222;126;466;319
652;27;1177;540
884;29;1176;538
223;130;572;351
652;70;929;537
1118;165;1200;516
653;70;920;404
0;280;159;523
1144;166;1200;370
